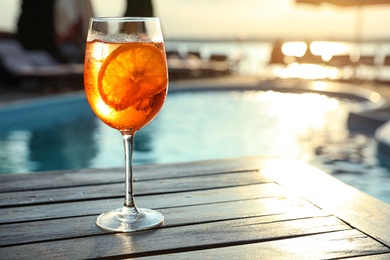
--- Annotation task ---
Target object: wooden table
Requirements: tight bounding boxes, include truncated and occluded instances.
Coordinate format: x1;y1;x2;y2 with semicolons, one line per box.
1;157;390;259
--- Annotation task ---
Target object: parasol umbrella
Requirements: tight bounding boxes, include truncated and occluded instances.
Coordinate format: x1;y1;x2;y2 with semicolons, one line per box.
54;0;94;62
55;0;93;43
124;0;154;17
16;0;94;63
296;0;390;42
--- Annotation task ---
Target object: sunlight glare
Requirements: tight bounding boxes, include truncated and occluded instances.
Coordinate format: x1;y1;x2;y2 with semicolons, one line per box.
273;63;339;80
252;91;340;159
282;42;307;57
310;41;350;61
310;81;329;92
264;92;339;130
369;92;381;103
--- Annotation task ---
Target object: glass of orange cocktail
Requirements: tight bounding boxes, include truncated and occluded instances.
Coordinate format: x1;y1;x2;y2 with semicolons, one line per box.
84;17;168;232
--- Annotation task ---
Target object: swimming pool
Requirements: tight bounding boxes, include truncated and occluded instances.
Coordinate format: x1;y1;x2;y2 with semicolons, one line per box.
1;80;390;204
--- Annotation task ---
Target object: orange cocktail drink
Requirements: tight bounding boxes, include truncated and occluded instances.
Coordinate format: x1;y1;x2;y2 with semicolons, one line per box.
84;41;168;132
85;17;167;232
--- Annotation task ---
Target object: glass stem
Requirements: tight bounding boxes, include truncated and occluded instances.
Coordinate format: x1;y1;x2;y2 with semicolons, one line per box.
122;133;138;212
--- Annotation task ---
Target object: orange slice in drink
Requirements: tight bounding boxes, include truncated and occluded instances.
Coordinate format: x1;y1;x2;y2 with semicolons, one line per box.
98;42;167;111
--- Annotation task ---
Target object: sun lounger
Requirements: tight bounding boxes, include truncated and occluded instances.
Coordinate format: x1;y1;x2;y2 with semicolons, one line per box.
0;39;83;88
166;48;239;79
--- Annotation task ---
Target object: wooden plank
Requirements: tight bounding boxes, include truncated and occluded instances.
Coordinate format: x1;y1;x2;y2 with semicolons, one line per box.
355;254;390;259
0;197;326;247
0;157;266;192
1;157;389;259
142;230;390;259
0;184;285;223
0;171;270;207
262;159;390;247
0;215;350;259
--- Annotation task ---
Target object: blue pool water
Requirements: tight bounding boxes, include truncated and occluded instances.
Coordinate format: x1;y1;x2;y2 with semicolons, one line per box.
0;88;390;204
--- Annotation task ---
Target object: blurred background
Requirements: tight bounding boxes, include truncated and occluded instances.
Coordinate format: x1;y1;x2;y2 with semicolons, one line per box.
1;0;390;39
1;0;390;84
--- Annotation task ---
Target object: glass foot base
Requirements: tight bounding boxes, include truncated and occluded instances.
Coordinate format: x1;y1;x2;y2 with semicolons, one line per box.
96;207;164;232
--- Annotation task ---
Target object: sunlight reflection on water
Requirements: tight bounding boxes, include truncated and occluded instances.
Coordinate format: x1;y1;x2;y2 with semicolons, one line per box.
1;90;389;204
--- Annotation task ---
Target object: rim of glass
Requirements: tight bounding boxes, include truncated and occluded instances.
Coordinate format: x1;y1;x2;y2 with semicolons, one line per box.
90;17;159;22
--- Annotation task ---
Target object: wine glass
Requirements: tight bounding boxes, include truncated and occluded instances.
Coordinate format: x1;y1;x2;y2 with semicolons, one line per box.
84;17;168;232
